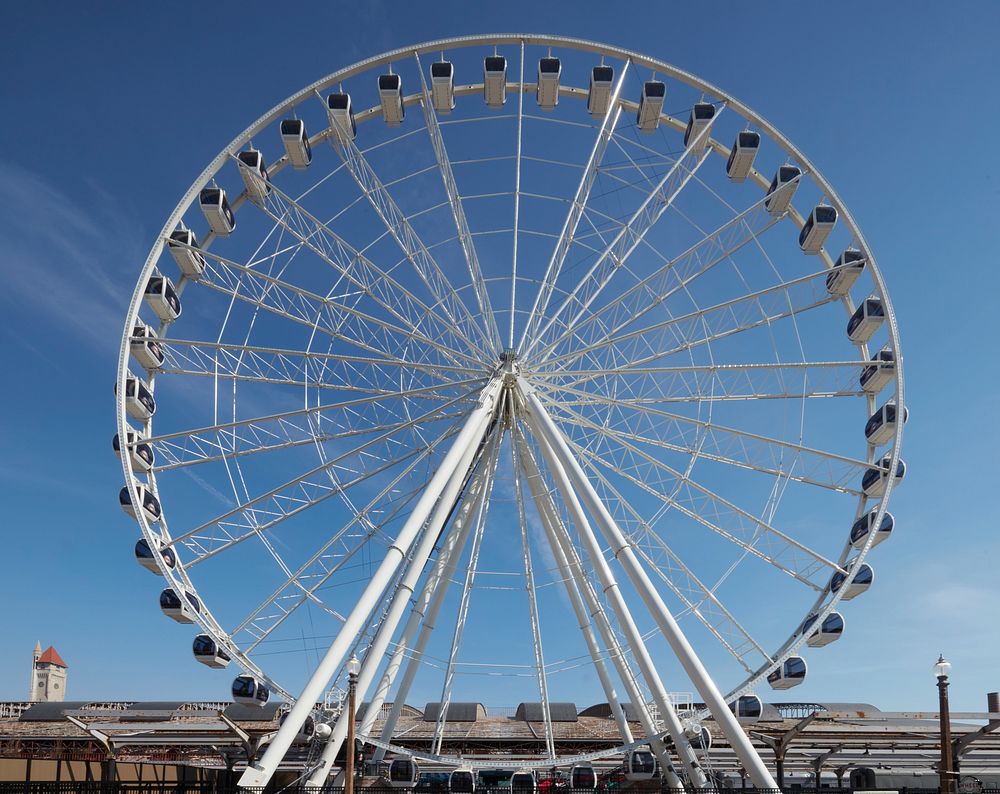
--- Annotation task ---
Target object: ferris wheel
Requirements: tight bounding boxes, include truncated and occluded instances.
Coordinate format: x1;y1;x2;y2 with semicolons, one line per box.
114;34;905;790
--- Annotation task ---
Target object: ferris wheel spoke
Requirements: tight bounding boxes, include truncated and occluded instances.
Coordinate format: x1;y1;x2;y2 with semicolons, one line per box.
192;243;477;370
520;61;630;352
167;402;471;564
538;385;870;494
537;265;838;373
528;182;788;367
508;41;526;350
527;106;725;359
235;466;431;652
568;448;772;672
240;170;483;367
547;401;843;588
414;53;503;353
323;113;493;360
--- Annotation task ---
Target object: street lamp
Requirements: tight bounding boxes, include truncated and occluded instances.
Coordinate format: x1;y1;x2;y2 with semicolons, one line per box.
935;654;954;794
345;655;361;794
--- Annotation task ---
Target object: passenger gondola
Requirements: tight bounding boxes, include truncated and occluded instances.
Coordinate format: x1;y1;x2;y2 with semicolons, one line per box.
193;634;231;668
767;656;807;690
279;711;315;744
113;428;155;473
865;401;908;446
764;165;801;215
117;373;156;421
119;482;162;524
389;758;420;788
806;611;845;647
570;763;597;789
280;118;312;168
431;61;455;114
159;587;200;623
130;323;164;370
688;725;712;751
232;674;270;707
536;57;561;110
726;131;760;182
799;204;838;253
683;102;716;150
379;74;405;126
846;297;885;344
134;537;176;573
728;694;762;724
850;509;894;550
484;55;507;108
861;455;906;497
830;562;875;600
144;274;182;322
510;770;536;793
449;768;475;793
167;228;206;279
587;65;614;117
826;248;866;296
325;93;357;142
625;748;658;781
860;346;895;393
237;149;270;203
637;81;665;133
199;187;235;236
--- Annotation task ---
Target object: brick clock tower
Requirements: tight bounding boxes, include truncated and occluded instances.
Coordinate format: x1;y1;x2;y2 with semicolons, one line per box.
29;642;68;702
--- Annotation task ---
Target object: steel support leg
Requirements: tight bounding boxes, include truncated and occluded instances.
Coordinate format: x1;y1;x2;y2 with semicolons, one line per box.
521;380;778;790
238;379;502;789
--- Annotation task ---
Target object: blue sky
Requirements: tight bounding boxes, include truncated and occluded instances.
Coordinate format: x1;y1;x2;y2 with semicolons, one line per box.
2;0;1000;717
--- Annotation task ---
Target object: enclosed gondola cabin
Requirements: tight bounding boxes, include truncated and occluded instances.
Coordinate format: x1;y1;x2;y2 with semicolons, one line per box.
587;65;614;117
831;562;875;600
846;297;885;344
729;694;762;724
118;373;156;421
684;102;716;150
167;228;206;279
237;149;270;203
850;509;894;550
130;323;164;370
510;770;535;793
379;74;405;126
134;537;175;574
637;81;665;132
799;204;838;253
806;612;845;647
120;483;162;524
865;402;908;446
431;61;455;114
449;768;475;793
861;456;905;497
389;758;419;788
279;712;315;744
625;749;657;781
199;187;235;236
144;275;181;322
689;725;712;750
570;764;597;789
536;57;561;110
232;674;270;707
726;131;760;182
280;118;312;168
113;428;154;473
159;587;200;624
325;93;357;141
860;346;895;393
827;248;866;296
767;656;807;690
484;56;507;108
193;634;231;668
764;165;801;215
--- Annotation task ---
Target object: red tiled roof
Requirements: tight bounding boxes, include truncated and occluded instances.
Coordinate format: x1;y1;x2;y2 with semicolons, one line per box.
37;647;67;667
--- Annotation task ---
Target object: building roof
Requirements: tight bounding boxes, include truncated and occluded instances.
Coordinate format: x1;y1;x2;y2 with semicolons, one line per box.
515;702;578;722
37;646;67;668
